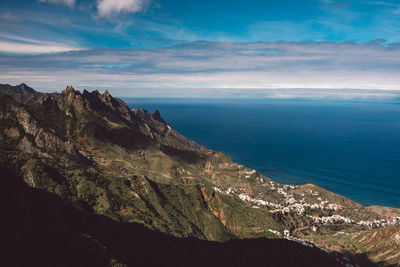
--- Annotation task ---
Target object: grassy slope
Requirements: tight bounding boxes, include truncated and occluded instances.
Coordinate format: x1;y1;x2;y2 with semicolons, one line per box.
0;167;345;267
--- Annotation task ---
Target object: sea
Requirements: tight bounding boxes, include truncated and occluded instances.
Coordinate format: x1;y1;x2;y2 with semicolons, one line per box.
123;98;400;208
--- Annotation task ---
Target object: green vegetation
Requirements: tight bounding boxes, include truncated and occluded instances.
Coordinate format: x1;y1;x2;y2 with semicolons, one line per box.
0;84;397;266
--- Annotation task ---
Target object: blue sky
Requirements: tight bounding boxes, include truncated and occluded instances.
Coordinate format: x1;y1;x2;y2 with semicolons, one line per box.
1;0;400;98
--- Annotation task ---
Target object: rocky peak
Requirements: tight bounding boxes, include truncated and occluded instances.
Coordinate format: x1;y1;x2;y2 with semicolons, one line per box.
82;89;100;98
62;85;78;95
102;90;111;97
19;83;30;90
100;90;126;110
152;109;166;123
2;83;204;151
100;90;111;101
100;90;117;106
59;86;88;113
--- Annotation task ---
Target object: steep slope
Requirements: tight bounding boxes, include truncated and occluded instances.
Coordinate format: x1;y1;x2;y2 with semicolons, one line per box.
1;168;344;267
0;89;282;240
0;83;398;266
0;88;344;266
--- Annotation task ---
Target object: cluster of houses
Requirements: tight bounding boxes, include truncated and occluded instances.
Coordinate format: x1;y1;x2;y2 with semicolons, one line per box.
212;185;285;209
356;217;400;228
308;214;353;224
270;181;296;191
212;184;342;216
308;214;400;229
212;184;400;231
269;187;342;215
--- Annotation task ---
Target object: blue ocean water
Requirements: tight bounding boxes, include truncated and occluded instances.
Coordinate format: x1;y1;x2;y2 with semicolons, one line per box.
124;98;400;208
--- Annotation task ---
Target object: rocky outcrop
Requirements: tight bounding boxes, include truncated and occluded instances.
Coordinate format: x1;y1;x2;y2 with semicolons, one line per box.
0;83;206;151
0;93;78;157
132;108;205;150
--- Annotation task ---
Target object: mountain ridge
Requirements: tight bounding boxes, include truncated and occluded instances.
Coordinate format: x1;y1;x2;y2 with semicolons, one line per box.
1;83;399;266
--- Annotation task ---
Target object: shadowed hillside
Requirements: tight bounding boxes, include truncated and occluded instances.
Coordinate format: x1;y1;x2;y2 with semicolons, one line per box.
1;168;346;267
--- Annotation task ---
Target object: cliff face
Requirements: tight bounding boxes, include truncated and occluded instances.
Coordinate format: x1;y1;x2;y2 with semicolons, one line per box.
0;83;395;266
0;94;77;157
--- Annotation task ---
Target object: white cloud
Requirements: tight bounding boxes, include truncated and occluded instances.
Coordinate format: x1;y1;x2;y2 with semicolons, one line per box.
38;0;75;7
0;35;81;54
97;0;148;17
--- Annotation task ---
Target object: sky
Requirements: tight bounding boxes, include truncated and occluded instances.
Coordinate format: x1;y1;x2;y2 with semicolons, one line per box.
1;0;400;98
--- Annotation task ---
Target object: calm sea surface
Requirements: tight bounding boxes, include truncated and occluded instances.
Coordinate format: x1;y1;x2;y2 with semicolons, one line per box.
124;98;400;208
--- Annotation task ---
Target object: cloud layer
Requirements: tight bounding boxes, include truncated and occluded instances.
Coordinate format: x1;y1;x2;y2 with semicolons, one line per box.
0;35;82;54
1;41;400;99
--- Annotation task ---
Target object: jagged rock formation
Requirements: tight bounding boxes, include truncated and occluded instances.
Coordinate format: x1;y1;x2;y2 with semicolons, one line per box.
0;83;395;266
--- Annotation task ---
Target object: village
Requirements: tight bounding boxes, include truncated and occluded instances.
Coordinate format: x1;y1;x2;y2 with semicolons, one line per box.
212;176;400;236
